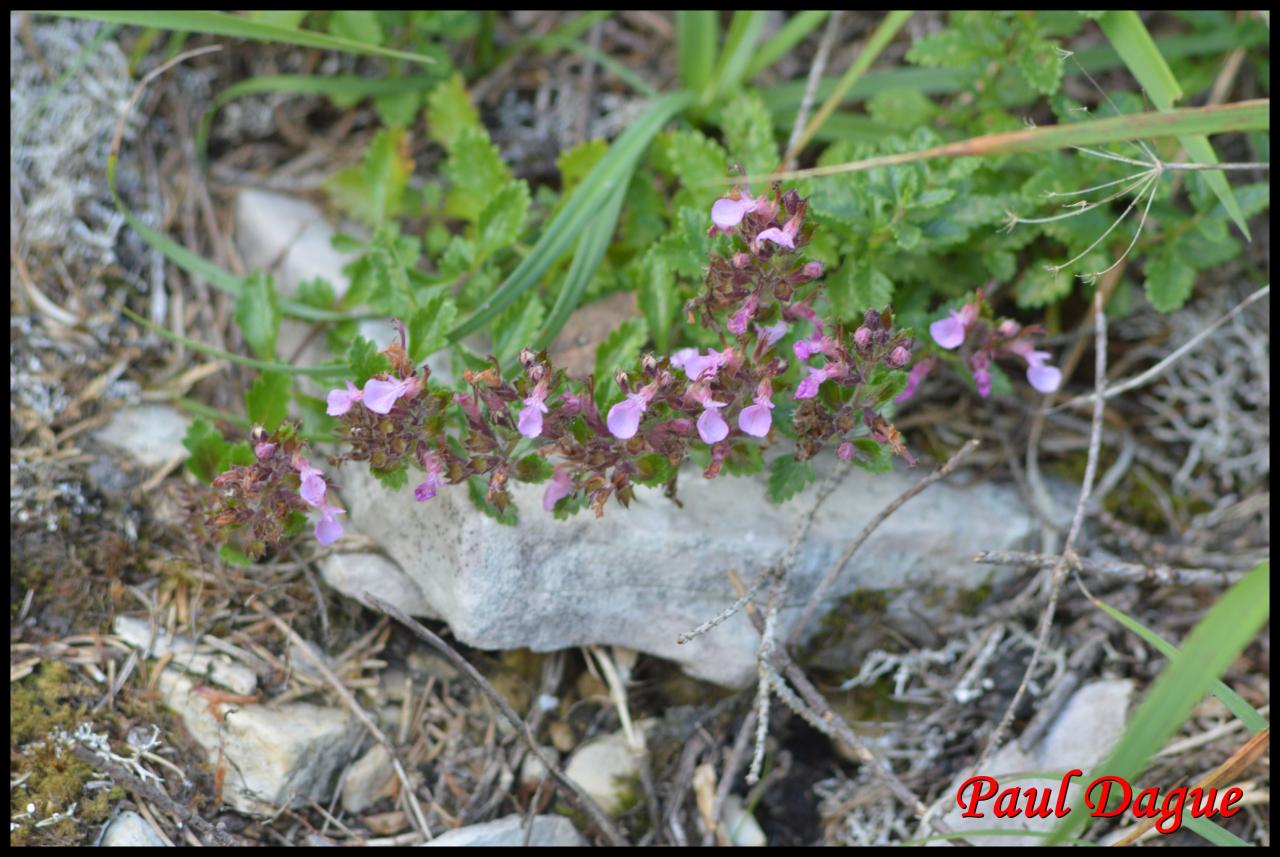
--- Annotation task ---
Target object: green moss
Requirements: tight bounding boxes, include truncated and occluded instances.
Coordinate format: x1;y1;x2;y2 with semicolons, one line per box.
10;663;124;846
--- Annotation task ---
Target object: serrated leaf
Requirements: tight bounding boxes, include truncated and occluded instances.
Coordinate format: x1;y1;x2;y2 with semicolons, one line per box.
426;72;480;151
374;89;420;128
476;180;530;262
767;455;815;504
831;260;894;321
895;222;923;250
468;477;518;525
638;251;677;354
246;371;292;430
444;126;511;222
373;462;409;491
719;90;779;175
723;442;764;477
297;277;336;310
347;336;391;386
557;138;609;195
325;127;414;226
593;318;648;410
219;543;254;566
182;418;230;484
633;453;676;487
1016;35;1064;95
234;272;281;360
1144;245;1196;312
515;453;555;484
851;438;894;473
492;293;545;366
1016;265;1073;308
867;87;939;131
369;227;417;316
407;293;458;364
665;129;729;188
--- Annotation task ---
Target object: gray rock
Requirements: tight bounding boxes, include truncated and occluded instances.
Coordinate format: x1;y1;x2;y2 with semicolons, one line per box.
341;743;397;815
421;814;586;847
93;405;191;468
113;615;258;696
157;670;363;816
318;552;437;618
563;720;654;815
100;809;171;847
235;189;360;300
334;457;1037;688
933;679;1135;847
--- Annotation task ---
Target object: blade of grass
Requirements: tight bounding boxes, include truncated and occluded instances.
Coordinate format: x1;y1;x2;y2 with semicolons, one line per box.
1183;814;1253;847
732;99;1269;185
744;11;831;81
44;10;436;66
676;11;718;95
449;91;695;342
532;34;659;97
709;11;767;100
1099;11;1252;240
782;10;912;165
1091;595;1269;734
1047;560;1269;845
903;829;1097;846
123;307;349;378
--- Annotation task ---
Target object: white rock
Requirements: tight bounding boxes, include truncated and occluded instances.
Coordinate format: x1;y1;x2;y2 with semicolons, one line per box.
93;405;191;468
517;746;561;788
113;616;258;696
335;457;1039;688
933;679;1135;846
235;189;360;300
721;794;767;847
318;553;437;619
157;670;363;816
563;720;654;815
341;743;398;815
421;814;586;847
100;809;170;847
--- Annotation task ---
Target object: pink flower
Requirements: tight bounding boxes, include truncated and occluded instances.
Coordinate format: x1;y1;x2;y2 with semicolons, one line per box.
970;351;993;399
326;381;363;416
795;366;830;400
362;376;412;415
254;441;276;460
753;215;800;251
711;194;757;231
697;406;729;444
671;348;729;382
929;302;979;350
887;345;911;368
836;441;854;461
728;296;758;336
414;451;444;502
754;319;789;347
517;379;550;438
738;380;775;437
543;467;574;512
1007;341;1061;394
607;389;652;439
895;358;936;403
314;502;344;546
299;465;327;507
798;261;824;281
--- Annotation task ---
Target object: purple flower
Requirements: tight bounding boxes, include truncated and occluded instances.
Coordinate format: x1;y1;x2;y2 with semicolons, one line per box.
795;366;829;400
1007;340;1062;394
754;215;800;252
854;326;871;350
711;194;757;231
836;441;854;461
414;450;444;502
738;381;775;437
896;358;936;403
799;261;824;281
929;302;979;350
607;391;650;439
754;319;789;347
969;351;993;399
254;441;276;460
543;468;574;512
728;296;758;336
299;465;327;507
362;376;411;415
671;348;729;382
517;380;550;438
697;406;729;444
314;502;345;547
887;345;911;368
326;381;363;416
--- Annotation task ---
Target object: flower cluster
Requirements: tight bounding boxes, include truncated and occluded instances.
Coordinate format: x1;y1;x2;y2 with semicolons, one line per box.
900;290;1062;400
199;184;921;553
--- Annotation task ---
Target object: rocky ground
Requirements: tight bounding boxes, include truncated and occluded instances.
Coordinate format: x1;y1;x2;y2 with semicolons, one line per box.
10;12;1270;847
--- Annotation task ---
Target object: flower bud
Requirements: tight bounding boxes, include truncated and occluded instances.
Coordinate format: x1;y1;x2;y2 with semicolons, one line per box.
732;252;751;269
837;441;854;461
887;345;911;368
863;309;882;330
995;319;1021;339
854;326;872;350
801;261;823;280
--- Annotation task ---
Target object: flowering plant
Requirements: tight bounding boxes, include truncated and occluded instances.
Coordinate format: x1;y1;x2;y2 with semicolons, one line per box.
196;184;1060;557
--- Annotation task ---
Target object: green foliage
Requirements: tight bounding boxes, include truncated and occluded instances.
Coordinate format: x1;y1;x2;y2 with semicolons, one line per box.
346;336;392;386
325;127;414;226
246;371;291;430
767;455;816;504
426;72;481;150
467;477;518;525
234;272;280;360
407;293;458;364
182;419;254;484
443;127;513;222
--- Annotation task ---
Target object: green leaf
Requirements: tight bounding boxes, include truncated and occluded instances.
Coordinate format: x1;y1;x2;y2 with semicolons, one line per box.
468;477;518;526
325;127;414;226
723;442;765;477
372;463;409;491
219;543;254;567
297;277;336;311
593;318;648;410
426;72;480;151
666;129;729;188
557;138;609;195
182;418;231;484
1097;10;1251;240
767;455;816;504
245;371;291;430
347;336;391;386
369;227;417;316
328;10;383;45
1017;265;1073;309
831;260;894;321
719;90;780;176
492;293;545;367
1049;560;1269;844
1015;34;1064;95
443;126;512;222
373;89;420;128
515;453;555;484
407;293;458;364
48;10;437;66
633;453;677;487
637;251;677;355
866;87;939;131
851;438;893;473
476;180;531;263
234;272;281;360
1144;245;1196;312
